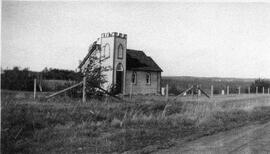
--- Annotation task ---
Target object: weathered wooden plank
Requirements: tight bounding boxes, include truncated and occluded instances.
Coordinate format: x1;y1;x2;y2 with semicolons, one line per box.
198;87;210;98
173;86;193;100
45;81;83;99
95;86;122;100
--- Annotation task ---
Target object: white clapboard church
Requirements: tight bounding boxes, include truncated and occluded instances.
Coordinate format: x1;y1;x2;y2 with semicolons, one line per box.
78;32;162;95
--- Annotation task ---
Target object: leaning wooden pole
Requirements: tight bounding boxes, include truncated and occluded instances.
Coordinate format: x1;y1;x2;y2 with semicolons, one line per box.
46;81;83;99
173;86;193;100
95;86;122;100
198;87;210;98
165;84;169;101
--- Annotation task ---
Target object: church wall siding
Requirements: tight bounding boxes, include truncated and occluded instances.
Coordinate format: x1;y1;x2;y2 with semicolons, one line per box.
125;70;161;95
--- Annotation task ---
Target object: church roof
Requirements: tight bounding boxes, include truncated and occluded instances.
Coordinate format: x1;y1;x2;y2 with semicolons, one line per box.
126;49;163;72
78;44;162;72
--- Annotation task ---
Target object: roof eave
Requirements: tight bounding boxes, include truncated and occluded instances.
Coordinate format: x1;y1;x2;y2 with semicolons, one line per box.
127;68;163;72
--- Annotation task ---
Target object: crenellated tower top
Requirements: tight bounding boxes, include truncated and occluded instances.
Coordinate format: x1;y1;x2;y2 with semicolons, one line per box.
101;32;127;39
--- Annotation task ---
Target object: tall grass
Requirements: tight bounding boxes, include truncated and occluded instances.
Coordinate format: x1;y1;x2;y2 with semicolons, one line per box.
1;90;270;153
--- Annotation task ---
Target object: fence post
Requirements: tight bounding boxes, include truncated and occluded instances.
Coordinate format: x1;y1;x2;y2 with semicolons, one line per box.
211;85;214;97
129;82;133;100
227;86;229;95
165;84;169;101
238;86;241;95
34;78;36;100
248;87;250;94
82;76;86;103
198;89;201;96
191;86;194;96
268;88;270;94
256;87;258;94
262;87;265;94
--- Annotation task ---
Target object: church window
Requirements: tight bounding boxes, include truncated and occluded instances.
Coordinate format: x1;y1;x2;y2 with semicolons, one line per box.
118;44;123;59
132;72;137;84
102;44;110;58
146;73;151;85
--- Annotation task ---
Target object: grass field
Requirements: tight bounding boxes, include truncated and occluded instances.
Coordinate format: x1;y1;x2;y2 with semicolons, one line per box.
1;90;270;153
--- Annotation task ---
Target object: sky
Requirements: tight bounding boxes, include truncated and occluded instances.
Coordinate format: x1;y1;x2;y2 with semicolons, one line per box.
2;1;270;78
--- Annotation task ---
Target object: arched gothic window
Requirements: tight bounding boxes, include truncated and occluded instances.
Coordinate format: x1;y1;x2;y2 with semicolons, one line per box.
132;71;137;84
146;73;151;85
103;44;110;58
118;44;123;59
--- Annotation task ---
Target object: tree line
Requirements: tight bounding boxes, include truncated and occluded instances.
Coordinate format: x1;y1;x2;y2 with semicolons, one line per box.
250;78;270;93
1;67;82;91
1;66;270;94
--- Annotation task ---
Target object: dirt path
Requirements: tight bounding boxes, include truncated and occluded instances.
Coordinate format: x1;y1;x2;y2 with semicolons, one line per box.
155;121;270;154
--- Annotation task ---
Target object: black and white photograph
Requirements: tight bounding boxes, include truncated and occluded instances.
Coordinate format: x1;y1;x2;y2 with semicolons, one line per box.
1;0;270;153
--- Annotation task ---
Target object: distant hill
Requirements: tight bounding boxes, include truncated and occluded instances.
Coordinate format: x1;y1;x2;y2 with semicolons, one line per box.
161;76;259;94
162;76;255;84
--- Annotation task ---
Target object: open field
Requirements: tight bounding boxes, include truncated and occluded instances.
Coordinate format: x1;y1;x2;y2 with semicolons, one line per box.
1;90;270;153
161;76;256;94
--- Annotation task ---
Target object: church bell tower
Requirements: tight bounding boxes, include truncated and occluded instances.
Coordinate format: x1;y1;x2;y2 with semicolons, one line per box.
100;32;127;94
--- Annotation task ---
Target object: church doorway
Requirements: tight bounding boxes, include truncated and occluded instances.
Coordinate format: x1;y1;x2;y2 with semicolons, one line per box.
115;63;124;94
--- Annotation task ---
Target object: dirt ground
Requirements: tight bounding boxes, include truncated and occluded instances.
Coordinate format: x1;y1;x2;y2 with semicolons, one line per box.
155;121;270;154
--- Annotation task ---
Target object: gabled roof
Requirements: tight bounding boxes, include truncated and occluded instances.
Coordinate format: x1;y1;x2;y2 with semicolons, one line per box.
78;45;162;72
126;49;162;72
